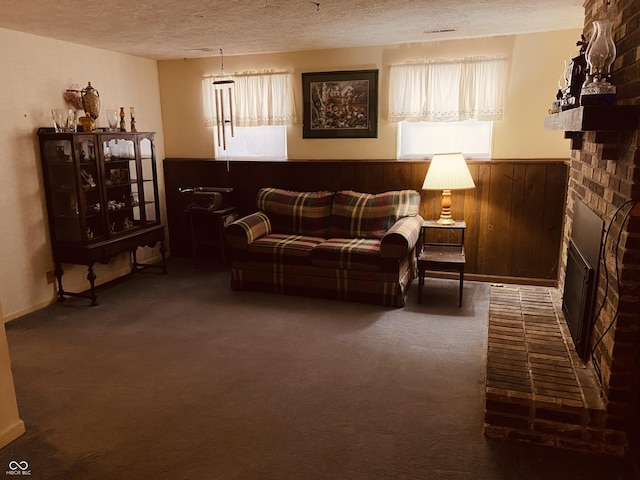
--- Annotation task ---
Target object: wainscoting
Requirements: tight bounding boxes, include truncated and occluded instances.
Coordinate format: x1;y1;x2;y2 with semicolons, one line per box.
163;158;568;284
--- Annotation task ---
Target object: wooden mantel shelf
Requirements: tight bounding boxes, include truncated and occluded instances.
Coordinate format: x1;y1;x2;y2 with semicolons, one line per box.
545;105;640;151
544;105;640;132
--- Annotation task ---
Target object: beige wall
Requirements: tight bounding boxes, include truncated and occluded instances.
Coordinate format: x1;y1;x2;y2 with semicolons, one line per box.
158;29;581;160
0;27;166;321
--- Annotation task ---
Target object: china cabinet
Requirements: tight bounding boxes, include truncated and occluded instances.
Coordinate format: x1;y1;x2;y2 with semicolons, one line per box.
38;129;166;305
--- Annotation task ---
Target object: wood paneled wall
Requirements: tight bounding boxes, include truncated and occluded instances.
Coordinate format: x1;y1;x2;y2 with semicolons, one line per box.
164;159;568;284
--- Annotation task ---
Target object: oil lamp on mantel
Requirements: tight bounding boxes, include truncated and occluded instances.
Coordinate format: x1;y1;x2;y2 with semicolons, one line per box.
79;82;100;132
580;19;617;105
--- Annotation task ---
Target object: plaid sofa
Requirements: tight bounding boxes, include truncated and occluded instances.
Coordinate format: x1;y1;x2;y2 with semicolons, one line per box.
225;188;423;307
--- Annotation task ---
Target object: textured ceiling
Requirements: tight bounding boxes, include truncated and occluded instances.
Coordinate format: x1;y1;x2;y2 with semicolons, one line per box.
0;0;584;60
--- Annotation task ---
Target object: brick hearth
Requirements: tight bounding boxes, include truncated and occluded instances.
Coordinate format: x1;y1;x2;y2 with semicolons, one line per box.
484;284;626;456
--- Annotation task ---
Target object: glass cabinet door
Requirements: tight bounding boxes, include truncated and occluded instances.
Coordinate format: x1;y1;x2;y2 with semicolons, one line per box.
100;133;158;237
102;135;139;236
74;135;104;241
139;136;159;225
42;138;80;242
41;136;103;243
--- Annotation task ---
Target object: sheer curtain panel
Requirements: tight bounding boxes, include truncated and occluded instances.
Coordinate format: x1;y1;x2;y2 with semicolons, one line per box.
203;70;296;127
388;56;507;122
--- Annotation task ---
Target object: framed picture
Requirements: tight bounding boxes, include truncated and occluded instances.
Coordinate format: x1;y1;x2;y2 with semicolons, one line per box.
302;69;378;138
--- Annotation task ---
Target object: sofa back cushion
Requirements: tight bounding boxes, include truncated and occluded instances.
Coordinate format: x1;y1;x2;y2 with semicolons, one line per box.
257;188;334;237
329;190;420;239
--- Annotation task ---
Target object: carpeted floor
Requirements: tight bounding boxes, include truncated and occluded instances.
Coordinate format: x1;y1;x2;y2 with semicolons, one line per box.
1;258;630;479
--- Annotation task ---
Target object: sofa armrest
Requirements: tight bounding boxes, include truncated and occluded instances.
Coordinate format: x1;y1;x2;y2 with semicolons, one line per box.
225;212;272;250
380;215;423;259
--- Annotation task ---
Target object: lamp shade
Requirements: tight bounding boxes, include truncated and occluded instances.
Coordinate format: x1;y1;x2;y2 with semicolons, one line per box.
422;153;475;191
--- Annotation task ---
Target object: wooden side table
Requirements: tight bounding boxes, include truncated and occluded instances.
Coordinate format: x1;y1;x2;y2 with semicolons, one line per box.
417;220;466;306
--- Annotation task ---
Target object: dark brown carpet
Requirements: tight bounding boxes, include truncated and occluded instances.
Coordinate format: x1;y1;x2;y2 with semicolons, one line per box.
1;258;629;479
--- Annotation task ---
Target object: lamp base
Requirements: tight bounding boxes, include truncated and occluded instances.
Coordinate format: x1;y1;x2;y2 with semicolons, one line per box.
436;216;456;225
437;189;455;225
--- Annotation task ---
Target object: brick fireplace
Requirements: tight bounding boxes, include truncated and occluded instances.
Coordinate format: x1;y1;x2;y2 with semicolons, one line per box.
561;0;640;467
485;0;640;471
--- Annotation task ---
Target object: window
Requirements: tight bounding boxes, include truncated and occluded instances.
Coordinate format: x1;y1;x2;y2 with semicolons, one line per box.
388;55;505;160
215;125;287;160
388;56;507;122
202;70;295;160
397;120;492;160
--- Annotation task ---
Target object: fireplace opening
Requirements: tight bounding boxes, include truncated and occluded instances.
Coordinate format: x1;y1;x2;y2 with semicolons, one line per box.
562;199;604;362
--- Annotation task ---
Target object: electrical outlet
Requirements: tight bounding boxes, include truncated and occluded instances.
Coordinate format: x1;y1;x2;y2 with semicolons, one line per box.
46;271;55;284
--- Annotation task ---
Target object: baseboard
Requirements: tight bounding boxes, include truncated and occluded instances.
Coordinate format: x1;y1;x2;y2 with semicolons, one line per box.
0;419;25;449
423;272;557;288
2;298;56;324
467;274;557;287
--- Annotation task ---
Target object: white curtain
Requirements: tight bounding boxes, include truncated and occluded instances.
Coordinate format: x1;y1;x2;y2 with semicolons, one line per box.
388;56;507;122
202;70;296;127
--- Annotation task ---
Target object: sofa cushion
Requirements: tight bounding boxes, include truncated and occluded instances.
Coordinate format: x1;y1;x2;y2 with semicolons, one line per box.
257;188;334;237
248;234;325;265
310;238;382;271
329;190;420;239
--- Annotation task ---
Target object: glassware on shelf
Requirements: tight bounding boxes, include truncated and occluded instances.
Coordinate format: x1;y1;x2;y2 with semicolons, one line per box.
107;109;119;132
51;108;76;133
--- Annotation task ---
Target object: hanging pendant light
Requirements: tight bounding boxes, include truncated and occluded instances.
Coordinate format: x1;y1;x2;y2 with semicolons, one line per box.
213;48;235;150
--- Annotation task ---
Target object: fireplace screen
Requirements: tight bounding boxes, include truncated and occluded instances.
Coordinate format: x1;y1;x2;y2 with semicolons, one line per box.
562;200;604;362
563;241;596;360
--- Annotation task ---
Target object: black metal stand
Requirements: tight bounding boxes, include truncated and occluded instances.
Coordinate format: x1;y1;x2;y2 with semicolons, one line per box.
185;206;238;264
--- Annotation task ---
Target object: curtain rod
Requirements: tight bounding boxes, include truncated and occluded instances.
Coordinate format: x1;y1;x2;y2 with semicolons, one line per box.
390;55;507;67
203;68;294;79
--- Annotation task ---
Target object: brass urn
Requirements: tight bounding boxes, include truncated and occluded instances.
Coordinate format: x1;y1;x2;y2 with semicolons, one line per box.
81;82;100;119
80;82;100;132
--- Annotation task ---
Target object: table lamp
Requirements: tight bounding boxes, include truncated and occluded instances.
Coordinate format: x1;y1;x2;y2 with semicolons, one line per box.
422;152;475;225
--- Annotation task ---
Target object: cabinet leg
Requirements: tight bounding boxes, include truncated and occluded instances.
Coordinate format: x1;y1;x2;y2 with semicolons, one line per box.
160;240;167;274
459;270;464;307
131;249;139;272
54;263;66;302
86;264;98;306
130;240;167;274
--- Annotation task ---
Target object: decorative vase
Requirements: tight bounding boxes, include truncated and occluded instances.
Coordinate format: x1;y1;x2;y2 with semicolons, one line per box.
129;106;137;132
81;82;100;120
119;107;126;132
581;19;617;105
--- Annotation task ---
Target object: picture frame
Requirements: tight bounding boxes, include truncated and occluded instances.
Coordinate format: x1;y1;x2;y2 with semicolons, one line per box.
302;69;378;139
